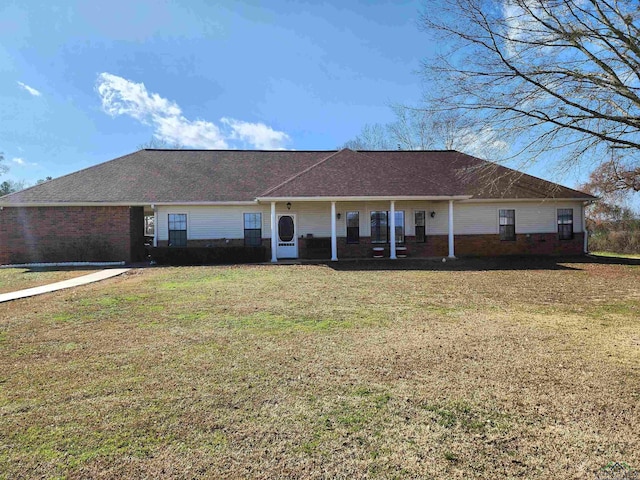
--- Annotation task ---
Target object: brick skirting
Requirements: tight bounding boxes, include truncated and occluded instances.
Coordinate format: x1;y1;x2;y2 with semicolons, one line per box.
316;233;583;258
453;232;584;256
174;233;583;259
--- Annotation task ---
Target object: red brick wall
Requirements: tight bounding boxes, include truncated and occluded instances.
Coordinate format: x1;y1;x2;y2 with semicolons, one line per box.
128;230;584;263
453;232;584;256
129;206;145;262
300;233;584;259
0;206;135;264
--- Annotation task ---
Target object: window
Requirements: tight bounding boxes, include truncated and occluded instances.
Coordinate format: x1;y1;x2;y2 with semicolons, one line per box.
394;211;405;244
346;211;359;244
244;213;262;247
499;209;515;241
558;208;573;240
415;210;426;243
371;211;404;244
168;214;187;247
371;211;388;243
144;215;155;236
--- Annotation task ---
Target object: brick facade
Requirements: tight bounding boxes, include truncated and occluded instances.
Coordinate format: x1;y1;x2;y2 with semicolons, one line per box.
453;232;584;256
177;233;583;260
0;206;143;264
299;233;584;259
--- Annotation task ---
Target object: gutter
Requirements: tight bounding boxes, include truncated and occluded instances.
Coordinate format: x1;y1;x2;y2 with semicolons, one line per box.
257;195;473;202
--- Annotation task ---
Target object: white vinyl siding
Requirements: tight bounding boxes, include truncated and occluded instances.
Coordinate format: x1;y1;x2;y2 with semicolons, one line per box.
454;201;583;234
157;205;270;241
157;200;584;242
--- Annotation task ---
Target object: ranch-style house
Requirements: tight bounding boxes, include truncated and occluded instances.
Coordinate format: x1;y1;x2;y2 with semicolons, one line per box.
0;148;594;264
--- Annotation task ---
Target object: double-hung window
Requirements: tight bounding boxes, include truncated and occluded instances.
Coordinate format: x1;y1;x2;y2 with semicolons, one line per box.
371;211;405;244
499;209;516;241
168;214;187;247
394;211;405;244
370;211;388;243
346;211;359;244
244;213;262;247
415;211;426;243
557;208;573;240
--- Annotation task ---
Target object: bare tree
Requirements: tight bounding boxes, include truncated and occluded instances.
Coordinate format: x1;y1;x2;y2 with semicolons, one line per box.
137;137;185;150
0;152;7;178
420;0;640;193
342;107;455;151
341;124;393;150
342;104;509;160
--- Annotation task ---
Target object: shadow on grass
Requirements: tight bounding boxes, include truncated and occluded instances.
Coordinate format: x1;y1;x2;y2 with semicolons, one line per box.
18;266;103;274
322;254;640;272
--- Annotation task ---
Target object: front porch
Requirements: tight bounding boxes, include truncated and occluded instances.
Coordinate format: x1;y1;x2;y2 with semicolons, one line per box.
260;198;461;263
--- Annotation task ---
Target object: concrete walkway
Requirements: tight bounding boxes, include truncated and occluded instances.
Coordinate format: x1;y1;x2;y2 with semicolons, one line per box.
0;268;130;303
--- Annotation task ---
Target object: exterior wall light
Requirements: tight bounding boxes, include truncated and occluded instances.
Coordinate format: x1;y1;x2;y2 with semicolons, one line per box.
286;202;292;210
430;211;436;218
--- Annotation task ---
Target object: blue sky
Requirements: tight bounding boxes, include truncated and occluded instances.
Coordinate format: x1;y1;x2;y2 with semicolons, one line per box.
1;0;430;185
2;0;616;199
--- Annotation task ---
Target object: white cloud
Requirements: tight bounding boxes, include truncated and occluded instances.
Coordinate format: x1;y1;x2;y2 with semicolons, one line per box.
221;118;291;150
96;73;291;150
501;0;558;57
11;157;37;167
17;81;42;97
454;127;510;160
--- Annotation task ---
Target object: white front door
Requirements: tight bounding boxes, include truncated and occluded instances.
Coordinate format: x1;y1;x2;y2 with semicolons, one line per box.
276;214;298;258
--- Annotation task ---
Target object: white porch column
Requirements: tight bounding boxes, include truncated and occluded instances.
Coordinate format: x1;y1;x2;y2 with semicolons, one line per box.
271;201;277;263
331;201;338;261
448;200;455;258
390;200;397;259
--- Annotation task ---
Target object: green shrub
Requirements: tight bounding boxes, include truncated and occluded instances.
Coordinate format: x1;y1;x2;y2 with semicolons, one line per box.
150;246;268;265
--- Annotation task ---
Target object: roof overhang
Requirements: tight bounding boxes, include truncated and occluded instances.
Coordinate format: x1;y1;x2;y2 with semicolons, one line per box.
457;197;595;203
0;201;260;207
256;195;473;203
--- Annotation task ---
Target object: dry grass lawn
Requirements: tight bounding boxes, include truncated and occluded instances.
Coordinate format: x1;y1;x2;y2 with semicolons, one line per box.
0;257;639;479
0;268;99;295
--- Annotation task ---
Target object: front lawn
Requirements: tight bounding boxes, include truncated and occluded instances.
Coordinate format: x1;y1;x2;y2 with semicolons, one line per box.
0;259;638;479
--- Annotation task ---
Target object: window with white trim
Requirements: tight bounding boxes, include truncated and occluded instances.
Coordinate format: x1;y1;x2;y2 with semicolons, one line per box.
415;210;426;243
394;211;405;244
371;211;388;243
168;214;187;247
346;211;359;244
499;209;515;241
244;213;262;247
557;208;573;240
371;211;405;244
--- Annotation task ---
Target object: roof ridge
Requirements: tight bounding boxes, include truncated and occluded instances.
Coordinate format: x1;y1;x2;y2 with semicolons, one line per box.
258;149;343;197
142;148;339;153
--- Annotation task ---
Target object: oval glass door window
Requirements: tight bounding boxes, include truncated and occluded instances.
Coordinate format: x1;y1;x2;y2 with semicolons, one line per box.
278;215;294;242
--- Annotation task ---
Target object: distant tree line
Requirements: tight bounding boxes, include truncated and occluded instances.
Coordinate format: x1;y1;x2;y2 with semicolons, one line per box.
581;168;640;254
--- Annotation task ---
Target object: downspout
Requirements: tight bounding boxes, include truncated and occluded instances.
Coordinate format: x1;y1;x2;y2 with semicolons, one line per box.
582;201;589;254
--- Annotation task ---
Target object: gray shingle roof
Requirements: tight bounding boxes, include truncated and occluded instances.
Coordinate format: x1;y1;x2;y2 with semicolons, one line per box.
0;148;594;205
